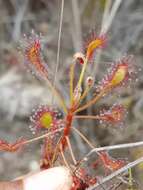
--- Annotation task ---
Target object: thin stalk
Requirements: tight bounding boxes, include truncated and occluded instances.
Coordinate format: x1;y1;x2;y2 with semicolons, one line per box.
77;86;92;106
60;145;71;171
51;135;63;166
66;136;77;165
128;168;133;190
22;128;64;146
77;58;88;88
74;115;100;120
70;63;75;104
72;127;95;149
45;79;67;113
72;127;97;172
75;87;108;113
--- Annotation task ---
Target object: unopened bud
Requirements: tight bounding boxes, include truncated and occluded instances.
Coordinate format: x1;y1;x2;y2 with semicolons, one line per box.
86;76;94;87
73;52;85;65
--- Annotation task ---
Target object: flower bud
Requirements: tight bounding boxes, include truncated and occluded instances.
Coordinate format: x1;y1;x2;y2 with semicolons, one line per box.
86;76;94;87
73;52;85;65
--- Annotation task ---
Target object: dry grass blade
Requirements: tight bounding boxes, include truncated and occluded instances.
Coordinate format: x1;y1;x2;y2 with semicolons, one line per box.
71;0;82;51
52;0;65;104
101;0;122;34
101;0;112;34
87;156;143;190
80;141;143;165
93;0;123;76
88;140;143;154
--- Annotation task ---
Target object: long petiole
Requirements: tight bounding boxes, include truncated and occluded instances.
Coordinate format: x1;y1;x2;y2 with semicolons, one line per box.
60;144;71;171
77;58;88;88
74;115;100;120
51;135;63;166
77;85;92;107
45;79;67;113
72;127;98;172
22;128;64;146
70;63;75;105
66;136;77;165
75;87;109;113
72;127;95;149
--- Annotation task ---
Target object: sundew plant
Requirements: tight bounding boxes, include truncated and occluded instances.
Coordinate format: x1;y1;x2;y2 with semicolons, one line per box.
0;3;142;190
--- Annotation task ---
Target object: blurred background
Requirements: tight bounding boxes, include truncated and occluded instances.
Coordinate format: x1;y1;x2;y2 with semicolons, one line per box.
0;0;143;188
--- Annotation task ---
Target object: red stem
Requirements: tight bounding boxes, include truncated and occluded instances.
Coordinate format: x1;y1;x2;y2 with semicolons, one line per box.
61;108;74;149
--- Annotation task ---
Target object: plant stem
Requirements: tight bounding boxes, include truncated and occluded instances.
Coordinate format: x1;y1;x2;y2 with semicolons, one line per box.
77;58;88;88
